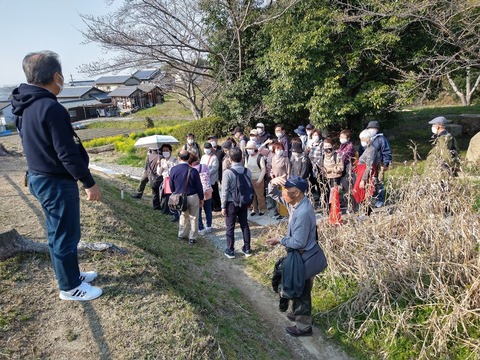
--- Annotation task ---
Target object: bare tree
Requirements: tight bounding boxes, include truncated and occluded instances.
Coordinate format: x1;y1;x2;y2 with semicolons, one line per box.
335;0;480;105
79;0;215;118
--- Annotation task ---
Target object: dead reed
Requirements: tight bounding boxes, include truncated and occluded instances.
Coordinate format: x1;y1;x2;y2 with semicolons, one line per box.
318;167;480;358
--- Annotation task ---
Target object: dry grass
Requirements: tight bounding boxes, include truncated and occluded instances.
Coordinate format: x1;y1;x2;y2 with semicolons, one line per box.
318;166;480;358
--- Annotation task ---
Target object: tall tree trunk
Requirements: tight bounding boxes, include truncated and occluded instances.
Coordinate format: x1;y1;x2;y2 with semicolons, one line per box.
446;73;467;106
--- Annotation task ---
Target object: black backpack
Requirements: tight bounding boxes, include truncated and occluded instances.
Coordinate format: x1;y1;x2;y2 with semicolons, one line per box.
229;168;254;208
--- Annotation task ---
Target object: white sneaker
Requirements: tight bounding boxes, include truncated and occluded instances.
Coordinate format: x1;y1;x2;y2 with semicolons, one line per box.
205;227;213;232
59;282;103;301
79;271;98;283
198;229;207;235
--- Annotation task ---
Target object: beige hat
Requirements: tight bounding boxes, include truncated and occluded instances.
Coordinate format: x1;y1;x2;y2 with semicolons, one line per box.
245;140;257;149
249;129;258;136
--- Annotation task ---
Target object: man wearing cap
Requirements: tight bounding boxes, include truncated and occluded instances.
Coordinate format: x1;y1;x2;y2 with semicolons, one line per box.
146;147;163;210
255;122;271;144
294;125;308;150
425;116;459;177
249;129;261;148
360;120;392;207
266;175;326;337
305;124;315;149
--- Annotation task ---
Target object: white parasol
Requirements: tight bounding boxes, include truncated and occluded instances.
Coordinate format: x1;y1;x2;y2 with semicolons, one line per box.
133;135;179;148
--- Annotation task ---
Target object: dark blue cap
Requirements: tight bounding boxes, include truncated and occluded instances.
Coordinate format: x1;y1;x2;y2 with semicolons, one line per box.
294;125;306;136
285;176;308;193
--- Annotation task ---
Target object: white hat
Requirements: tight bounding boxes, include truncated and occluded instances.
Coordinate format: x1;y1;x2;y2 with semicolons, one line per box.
249;129;258;136
246;140;257;149
256;122;265;128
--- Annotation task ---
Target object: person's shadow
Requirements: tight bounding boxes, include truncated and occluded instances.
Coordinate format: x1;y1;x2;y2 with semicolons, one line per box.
81;302;111;359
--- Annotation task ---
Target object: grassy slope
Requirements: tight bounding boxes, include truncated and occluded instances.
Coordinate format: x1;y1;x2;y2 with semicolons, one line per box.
0;175;291;359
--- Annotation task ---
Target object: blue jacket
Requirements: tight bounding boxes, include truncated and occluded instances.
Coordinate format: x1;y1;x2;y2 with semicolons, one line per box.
359;133;392;167
11;84;95;188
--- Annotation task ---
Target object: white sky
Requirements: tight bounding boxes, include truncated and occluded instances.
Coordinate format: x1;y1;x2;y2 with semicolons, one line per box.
0;0;122;86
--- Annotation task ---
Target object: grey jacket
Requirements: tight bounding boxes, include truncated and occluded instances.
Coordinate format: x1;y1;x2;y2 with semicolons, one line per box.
268;184;317;252
221;162;253;209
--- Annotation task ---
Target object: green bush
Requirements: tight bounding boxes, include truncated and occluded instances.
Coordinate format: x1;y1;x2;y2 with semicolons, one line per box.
169;116;230;144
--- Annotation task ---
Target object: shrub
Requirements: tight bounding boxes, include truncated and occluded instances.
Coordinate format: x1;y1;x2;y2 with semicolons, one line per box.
145;116;155;129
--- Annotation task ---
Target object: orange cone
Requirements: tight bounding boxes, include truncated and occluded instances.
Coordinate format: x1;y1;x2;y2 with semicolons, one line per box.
329;186;343;225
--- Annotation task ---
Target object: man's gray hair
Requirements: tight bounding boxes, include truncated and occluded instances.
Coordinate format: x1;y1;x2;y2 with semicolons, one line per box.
22;50;62;85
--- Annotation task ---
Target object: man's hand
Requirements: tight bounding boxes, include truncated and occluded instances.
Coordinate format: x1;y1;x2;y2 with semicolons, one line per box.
266;237;280;246
199;199;204;208
221;208;227;217
359;180;365;190
85;184;101;201
271;175;286;187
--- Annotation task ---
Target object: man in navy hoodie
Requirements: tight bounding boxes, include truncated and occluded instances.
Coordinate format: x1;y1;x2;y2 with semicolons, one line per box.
11;50;103;301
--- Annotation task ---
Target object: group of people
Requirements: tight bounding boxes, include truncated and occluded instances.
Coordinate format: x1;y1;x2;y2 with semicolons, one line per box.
12;50;460;340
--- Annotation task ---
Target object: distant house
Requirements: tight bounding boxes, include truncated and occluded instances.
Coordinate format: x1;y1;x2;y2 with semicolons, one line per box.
57;86;112;122
0;102;13;131
132;69;162;82
94;75;141;92
108;86;146;113
138;84;164;107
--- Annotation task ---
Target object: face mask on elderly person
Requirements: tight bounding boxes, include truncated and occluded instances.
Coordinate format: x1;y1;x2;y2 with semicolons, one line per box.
361;141;368;148
431;126;438;134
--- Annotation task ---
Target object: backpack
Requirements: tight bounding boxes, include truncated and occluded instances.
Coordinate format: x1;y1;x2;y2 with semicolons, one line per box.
229;168;254;208
246;153;266;170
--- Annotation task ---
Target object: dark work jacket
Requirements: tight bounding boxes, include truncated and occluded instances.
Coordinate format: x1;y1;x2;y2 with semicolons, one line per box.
169;162;204;200
11;83;94;188
281;248;305;298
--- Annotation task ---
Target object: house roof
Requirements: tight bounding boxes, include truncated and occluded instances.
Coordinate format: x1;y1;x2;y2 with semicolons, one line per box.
132;69;161;81
108;86;145;97
95;75;138;85
59;99;104;110
138;83;162;93
57;86;100;98
69;80;95;87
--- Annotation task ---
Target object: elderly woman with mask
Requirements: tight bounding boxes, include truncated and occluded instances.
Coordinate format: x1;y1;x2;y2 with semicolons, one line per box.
353;129;378;216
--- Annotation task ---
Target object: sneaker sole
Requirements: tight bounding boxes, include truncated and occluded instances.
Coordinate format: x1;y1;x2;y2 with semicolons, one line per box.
59;289;103;301
224;253;235;259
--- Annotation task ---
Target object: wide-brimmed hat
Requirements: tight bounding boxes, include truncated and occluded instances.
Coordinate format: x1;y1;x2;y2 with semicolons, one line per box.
245;140;257;149
249;129;258;136
366;121;380;129
294;125;306;136
291;142;303;153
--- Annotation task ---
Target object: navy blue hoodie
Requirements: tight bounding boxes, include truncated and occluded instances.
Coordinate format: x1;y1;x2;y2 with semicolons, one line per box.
11;84;95;188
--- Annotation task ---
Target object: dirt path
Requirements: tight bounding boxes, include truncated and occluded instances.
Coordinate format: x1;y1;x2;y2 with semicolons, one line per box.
0;133;351;360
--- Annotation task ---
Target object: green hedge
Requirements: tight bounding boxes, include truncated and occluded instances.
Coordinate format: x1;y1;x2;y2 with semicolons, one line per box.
168;116;230;145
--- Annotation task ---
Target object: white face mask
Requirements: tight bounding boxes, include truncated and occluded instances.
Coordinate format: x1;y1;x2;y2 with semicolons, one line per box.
257;128;264;134
210;141;217;147
250;137;256;142
275;150;284;156
204;149;211;155
306;130;312;136
369;129;378;136
246;149;255;155
268;147;273;152
361;141;368;148
431;126;438;134
275;132;283;138
187;139;194;145
162;151;170;158
55;73;64;93
339;137;348;144
312;136;320;143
